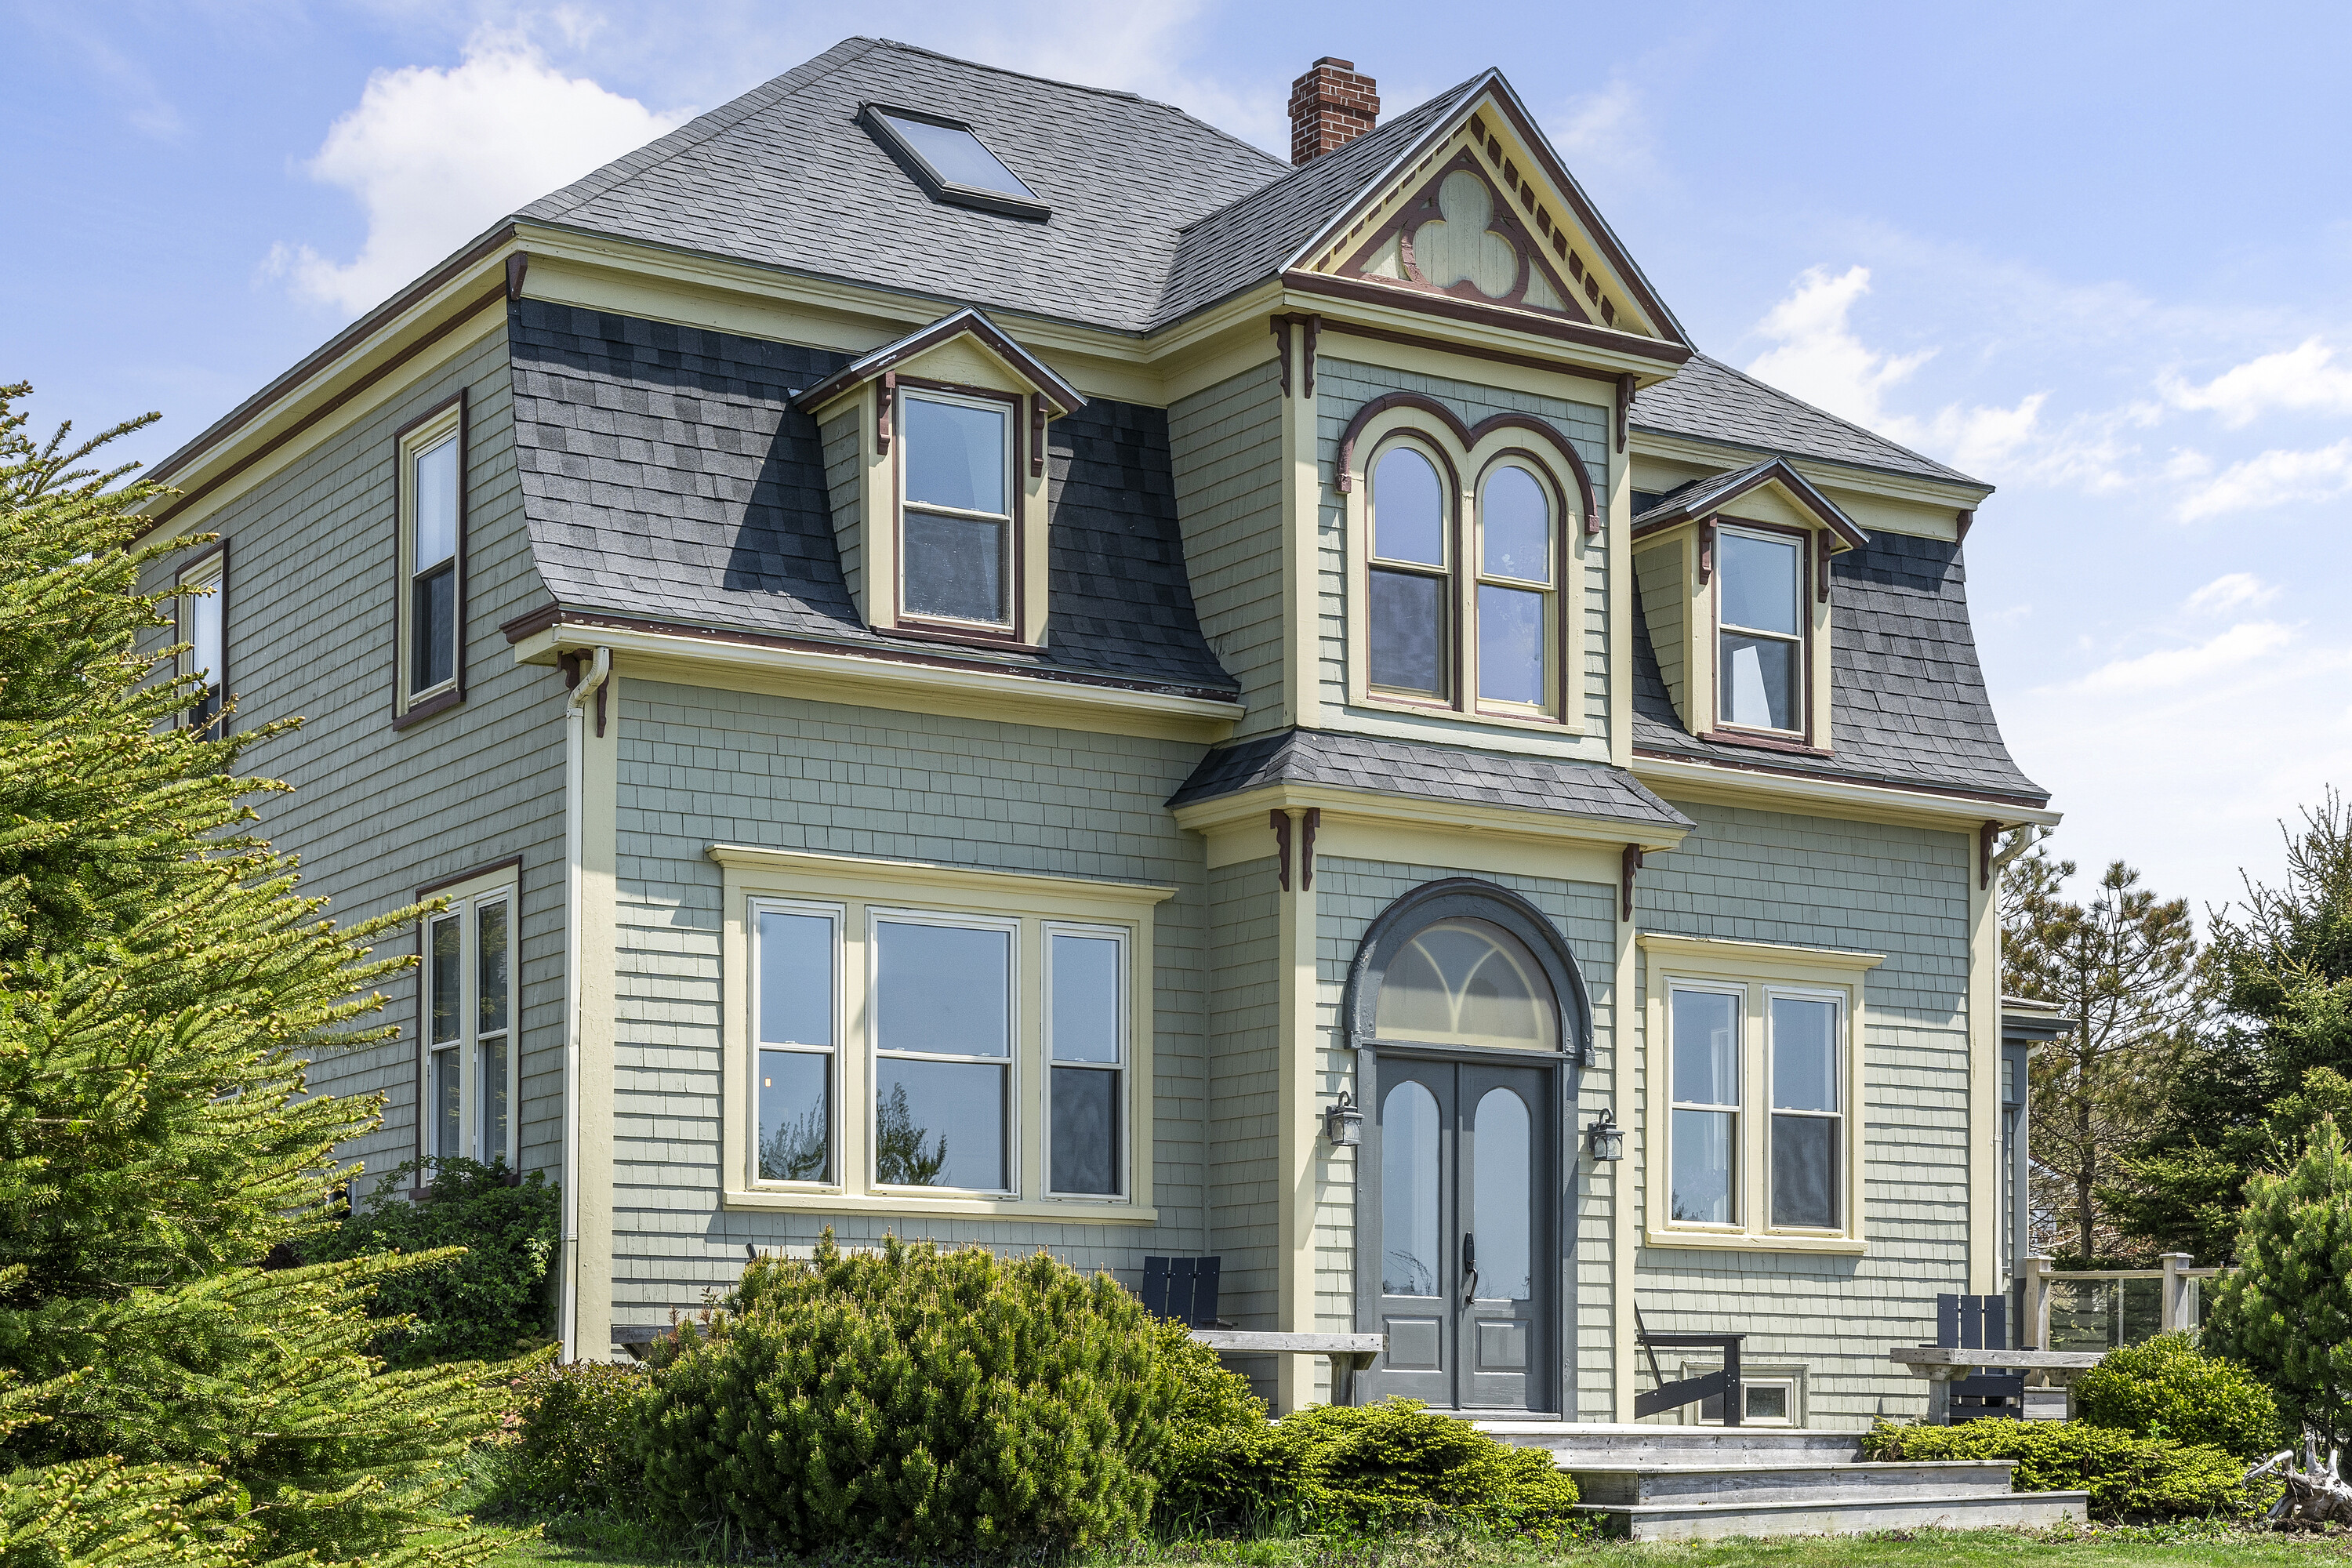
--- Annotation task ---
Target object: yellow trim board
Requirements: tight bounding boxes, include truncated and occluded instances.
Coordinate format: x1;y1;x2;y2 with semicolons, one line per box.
1173;780;1690;869
513;622;1242;743
1636;931;1885;974
1642;1229;1869;1256
1638;757;2062;833
706;843;1178;909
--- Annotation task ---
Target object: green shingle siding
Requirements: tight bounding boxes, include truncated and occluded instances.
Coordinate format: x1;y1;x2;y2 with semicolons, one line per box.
1169;362;1286;736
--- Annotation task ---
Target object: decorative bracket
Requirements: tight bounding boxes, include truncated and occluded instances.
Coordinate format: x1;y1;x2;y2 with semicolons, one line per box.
1980;821;2001;891
877;372;896;454
1269;313;1321;398
1031;396;1047;479
1272;808;1293;891
505;251;530;303
1621;844;1644;921
1272;318;1292;397
1301;807;1321;891
1615;371;1635;453
1817;539;1833;604
1697;519;1716;584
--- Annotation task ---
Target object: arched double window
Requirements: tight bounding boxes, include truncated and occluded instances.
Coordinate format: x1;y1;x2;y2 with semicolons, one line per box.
1351;399;1590;727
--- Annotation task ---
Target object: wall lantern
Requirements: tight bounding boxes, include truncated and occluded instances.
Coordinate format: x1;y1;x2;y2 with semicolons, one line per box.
1584;1109;1626;1163
1323;1091;1363;1148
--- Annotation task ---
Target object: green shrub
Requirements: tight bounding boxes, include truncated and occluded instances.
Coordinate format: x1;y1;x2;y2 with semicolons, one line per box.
1157;1395;1578;1537
1860;1418;2263;1518
633;1232;1179;1554
1152;1319;1274;1526
2207;1116;2352;1443
2075;1332;2285;1457
481;1359;648;1515
298;1156;560;1366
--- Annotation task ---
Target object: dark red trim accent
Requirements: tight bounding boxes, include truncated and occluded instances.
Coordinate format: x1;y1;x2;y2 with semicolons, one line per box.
1030;395;1047;480
416;854;524;902
391;388;469;730
1629;456;1870;554
791;306;1084;415
1615;372;1635;454
1621;844;1643;921
1272;315;1294;396
1472;446;1575;728
1282;270;1691;365
1301;807;1320;891
1335;148;1592;325
1272;809;1293;891
1302;316;1319;397
879;622;1046;655
1312;317;1623;391
877;373;895;454
390;688;463;731
500;608;1243;706
504;251;529;303
149;224;518;490
1980;820;2000;891
1696;519;1715;583
1956;510;1975;541
1336;397;1601;537
1698;729;1831;758
1632;746;2053;814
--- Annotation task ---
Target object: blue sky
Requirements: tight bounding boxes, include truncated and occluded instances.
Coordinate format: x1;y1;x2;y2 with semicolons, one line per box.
9;1;2350;920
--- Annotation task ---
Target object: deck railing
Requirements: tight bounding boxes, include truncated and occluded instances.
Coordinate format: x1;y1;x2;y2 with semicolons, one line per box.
2019;1254;2221;1352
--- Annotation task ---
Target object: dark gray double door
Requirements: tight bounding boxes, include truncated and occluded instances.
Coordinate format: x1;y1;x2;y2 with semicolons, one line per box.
1363;1055;1559;1414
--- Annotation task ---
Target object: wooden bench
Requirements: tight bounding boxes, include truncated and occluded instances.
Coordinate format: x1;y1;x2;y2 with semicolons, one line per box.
1189;1329;1388;1404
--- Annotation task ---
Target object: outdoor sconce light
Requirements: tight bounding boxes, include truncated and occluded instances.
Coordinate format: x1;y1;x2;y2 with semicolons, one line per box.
1584;1109;1626;1163
1323;1091;1363;1148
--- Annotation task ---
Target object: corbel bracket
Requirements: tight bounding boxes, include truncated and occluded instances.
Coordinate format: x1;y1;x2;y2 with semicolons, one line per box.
1697;519;1716;584
1615;371;1635;453
505;251;530;303
1621;844;1644;921
1301;807;1320;891
877;372;896;454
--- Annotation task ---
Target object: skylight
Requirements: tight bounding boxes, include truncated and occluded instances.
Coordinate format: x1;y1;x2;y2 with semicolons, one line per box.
862;104;1047;220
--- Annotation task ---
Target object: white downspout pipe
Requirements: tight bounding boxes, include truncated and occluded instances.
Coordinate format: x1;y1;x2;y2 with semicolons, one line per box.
560;645;610;1363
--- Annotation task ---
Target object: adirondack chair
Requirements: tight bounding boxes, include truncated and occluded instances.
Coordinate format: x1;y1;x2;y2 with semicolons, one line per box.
1632;1305;1745;1425
1933;1293;2025;1421
1142;1255;1226;1328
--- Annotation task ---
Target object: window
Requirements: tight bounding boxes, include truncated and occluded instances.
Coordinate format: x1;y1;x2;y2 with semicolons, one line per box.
1368;442;1450;700
1669;986;1740;1225
861;104;1048;220
1640;933;1878;1253
394;394;466;721
1475;462;1555;713
719;848;1169;1218
1374;918;1556;1051
178;547;226;736
1047;927;1126;1197
419;871;515;1168
1769;993;1842;1230
900;390;1016;632
1717;526;1804;733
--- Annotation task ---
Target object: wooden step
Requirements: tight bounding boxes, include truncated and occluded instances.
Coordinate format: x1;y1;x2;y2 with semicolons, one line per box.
1570;1458;2016;1508
1581;1488;2089;1541
1476;1421;1860;1463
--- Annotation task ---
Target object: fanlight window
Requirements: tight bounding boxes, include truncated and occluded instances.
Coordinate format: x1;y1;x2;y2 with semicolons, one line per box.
1375;918;1557;1051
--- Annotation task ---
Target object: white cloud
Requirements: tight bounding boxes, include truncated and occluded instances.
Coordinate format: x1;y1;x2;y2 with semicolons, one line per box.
2161;338;2352;427
270;31;691;316
1746;265;1933;426
2183;572;2277;616
2070;621;2293;696
2173;438;2352;521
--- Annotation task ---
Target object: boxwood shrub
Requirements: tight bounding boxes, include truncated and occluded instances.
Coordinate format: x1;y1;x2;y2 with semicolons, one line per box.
632;1234;1181;1554
2074;1332;2285;1458
1860;1418;2263;1519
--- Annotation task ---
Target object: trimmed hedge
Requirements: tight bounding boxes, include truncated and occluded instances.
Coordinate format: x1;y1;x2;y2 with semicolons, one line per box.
298;1156;559;1365
2075;1333;2285;1458
633;1234;1180;1553
1860;1419;2263;1519
1158;1396;1579;1537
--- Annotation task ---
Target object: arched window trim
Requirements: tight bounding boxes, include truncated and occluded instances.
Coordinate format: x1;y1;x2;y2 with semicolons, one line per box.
1471;449;1567;720
1344;877;1594;1065
1366;433;1462;706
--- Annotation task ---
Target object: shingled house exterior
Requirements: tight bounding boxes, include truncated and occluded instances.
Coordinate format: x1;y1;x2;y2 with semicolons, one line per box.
136;42;2056;1427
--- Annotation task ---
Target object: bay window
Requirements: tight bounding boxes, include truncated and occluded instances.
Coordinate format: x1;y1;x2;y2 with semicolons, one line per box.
718;847;1167;1218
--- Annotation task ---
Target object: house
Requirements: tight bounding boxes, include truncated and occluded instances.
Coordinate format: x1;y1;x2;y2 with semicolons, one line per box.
136;42;2057;1428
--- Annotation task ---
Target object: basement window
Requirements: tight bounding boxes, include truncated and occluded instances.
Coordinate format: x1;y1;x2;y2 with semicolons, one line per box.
862;104;1048;220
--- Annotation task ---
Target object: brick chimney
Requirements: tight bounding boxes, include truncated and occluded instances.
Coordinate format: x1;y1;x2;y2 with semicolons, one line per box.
1288;57;1379;166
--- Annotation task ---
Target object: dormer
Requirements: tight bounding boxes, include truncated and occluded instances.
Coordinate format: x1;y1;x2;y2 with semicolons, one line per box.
795;308;1084;652
1629;458;1867;755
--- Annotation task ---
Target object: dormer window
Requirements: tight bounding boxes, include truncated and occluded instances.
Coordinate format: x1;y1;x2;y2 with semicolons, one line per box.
902;390;1016;630
1717;526;1805;734
862;105;1048;220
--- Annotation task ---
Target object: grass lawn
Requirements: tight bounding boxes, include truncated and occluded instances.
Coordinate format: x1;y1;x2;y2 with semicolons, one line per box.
474;1522;2352;1568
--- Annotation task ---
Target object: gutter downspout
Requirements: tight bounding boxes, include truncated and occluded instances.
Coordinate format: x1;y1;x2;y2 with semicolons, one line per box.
560;645;611;1363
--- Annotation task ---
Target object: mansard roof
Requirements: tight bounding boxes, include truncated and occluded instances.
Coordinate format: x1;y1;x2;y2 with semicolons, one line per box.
1168;726;1692;833
1633;354;1980;489
1630;528;2048;805
504;299;1233;695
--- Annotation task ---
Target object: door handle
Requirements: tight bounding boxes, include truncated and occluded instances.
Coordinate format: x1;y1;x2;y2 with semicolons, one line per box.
1461;1232;1478;1305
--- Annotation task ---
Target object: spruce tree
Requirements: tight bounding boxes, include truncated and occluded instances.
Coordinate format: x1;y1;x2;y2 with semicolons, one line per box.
2206;1116;2352;1446
0;383;506;1564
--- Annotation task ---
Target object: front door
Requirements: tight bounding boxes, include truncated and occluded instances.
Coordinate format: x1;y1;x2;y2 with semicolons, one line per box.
1367;1057;1556;1412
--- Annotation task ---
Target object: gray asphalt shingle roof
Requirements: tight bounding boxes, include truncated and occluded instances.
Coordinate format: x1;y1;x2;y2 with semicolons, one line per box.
1633;354;1980;488
507;299;1234;693
1168;728;1693;832
1630;529;2046;804
519;38;1288;336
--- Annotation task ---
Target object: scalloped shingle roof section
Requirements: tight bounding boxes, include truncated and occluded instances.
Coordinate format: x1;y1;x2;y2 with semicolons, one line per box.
518;38;1289;336
1633;354;1980;488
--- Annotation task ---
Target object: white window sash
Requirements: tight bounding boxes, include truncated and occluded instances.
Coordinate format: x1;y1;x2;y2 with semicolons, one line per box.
1043;922;1130;1200
867;907;1019;1194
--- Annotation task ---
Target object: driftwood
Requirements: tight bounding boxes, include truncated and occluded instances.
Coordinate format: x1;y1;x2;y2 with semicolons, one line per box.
2249;1433;2352;1525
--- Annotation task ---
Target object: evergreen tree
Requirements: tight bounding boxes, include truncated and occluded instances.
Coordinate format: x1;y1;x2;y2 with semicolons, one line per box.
2001;850;2200;1261
2205;1116;2352;1445
0;383;506;1564
2111;794;2352;1260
